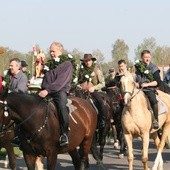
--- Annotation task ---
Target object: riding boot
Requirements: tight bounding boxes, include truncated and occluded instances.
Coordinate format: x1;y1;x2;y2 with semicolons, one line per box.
151;103;159;129
58;106;69;147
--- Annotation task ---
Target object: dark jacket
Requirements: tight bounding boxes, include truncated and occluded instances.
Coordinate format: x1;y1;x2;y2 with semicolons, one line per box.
41;61;73;94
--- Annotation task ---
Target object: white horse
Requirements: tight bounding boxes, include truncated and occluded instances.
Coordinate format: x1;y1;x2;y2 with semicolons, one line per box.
120;72;170;170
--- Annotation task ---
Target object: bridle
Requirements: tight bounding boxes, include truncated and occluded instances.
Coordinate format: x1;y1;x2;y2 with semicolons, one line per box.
0;98;51;143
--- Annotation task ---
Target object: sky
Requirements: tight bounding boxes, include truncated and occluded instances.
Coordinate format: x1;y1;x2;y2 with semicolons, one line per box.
0;0;170;62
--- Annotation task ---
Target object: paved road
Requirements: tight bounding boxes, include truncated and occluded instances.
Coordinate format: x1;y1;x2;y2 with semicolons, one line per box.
0;139;170;170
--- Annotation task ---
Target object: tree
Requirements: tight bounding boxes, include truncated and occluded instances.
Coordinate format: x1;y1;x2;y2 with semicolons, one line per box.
92;49;104;66
111;39;129;70
134;37;157;60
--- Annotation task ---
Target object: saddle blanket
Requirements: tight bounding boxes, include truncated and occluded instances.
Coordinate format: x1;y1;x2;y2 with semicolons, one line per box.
157;96;167;115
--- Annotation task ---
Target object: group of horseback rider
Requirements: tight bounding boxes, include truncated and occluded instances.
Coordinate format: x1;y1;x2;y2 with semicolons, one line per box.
1;42;170;148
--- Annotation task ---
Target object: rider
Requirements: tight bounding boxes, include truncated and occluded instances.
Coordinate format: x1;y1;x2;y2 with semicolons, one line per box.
38;42;73;147
77;54;106;145
135;50;161;129
3;58;28;146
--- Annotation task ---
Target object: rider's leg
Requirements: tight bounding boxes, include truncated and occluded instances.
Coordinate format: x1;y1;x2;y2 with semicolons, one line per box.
91;91;106;145
144;90;159;129
52;91;69;146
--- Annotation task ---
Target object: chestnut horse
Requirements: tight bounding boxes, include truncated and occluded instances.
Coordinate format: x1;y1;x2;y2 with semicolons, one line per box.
0;92;97;170
120;72;170;170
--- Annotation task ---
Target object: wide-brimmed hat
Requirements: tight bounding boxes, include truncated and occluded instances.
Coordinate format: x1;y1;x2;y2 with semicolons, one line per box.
80;54;96;62
21;60;28;67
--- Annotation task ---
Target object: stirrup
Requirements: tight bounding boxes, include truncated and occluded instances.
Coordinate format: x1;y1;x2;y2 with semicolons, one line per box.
59;134;69;147
152;120;159;129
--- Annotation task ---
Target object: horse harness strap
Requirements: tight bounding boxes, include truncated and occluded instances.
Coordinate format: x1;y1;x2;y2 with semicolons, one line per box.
25;99;50;143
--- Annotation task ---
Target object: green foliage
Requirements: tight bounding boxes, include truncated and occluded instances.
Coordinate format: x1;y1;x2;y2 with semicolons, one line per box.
77;62;96;84
134;37;157;60
135;60;154;81
111;39;129;63
43;54;78;86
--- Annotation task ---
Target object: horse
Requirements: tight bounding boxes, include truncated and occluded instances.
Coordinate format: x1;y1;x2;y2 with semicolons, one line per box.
120;72;170;170
104;85;127;158
0;123;16;170
0;91;97;170
74;88;111;165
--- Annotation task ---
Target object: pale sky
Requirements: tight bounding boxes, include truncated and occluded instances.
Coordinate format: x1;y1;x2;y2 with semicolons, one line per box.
0;0;170;62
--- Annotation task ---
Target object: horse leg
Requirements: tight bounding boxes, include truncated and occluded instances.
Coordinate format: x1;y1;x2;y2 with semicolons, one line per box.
152;124;170;170
23;153;36;170
141;133;150;170
5;144;16;170
90;133;103;165
35;156;44;170
79;137;93;170
46;150;57;170
151;131;160;149
69;148;81;170
124;133;133;170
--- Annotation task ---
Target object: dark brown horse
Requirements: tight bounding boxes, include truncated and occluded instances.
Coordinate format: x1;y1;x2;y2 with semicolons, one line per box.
75;88;111;165
0;91;97;170
105;86;127;158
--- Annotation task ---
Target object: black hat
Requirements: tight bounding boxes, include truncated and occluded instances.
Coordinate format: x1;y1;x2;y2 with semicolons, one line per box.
21;60;28;67
80;54;96;62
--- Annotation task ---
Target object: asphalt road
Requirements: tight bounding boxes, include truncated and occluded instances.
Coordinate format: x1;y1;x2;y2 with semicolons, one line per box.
0;139;170;170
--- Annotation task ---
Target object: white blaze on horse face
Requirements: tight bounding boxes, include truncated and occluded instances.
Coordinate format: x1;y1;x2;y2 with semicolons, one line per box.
124;77;131;105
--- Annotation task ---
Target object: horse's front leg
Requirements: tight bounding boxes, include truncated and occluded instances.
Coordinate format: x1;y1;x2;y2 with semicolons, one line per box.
46;150;57;170
141;132;150;170
23;153;36;170
124;133;133;170
5;144;16;170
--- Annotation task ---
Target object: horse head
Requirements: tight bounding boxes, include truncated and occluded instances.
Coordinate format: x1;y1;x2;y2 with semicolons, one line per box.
120;72;136;105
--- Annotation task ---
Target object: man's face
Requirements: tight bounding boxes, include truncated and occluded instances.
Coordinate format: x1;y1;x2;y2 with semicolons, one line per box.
84;59;93;68
9;61;20;75
119;63;127;73
50;44;62;59
142;53;151;65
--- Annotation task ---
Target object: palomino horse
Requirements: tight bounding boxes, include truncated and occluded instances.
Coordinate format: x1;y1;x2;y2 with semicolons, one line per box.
120;72;170;170
0;91;97;170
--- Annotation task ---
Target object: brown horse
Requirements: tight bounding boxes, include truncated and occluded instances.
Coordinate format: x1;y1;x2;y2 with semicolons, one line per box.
75;88;111;164
0;91;97;170
120;72;170;170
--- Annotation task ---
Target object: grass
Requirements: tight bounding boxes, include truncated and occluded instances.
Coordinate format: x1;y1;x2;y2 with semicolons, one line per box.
0;147;23;158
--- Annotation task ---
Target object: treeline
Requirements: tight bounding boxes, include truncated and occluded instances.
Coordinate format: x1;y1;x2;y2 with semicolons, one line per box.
0;37;170;77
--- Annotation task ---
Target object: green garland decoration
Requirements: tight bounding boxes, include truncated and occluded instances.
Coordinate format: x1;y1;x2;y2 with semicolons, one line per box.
135;60;154;81
42;54;78;86
77;62;96;84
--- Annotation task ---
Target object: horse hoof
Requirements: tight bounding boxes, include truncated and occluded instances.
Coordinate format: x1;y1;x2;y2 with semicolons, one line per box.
118;153;124;159
114;142;120;149
96;160;103;165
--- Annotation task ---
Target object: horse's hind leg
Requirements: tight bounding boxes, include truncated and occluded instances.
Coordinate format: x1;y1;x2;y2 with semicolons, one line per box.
69;148;81;170
152;124;170;170
79;137;93;170
5;145;16;170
